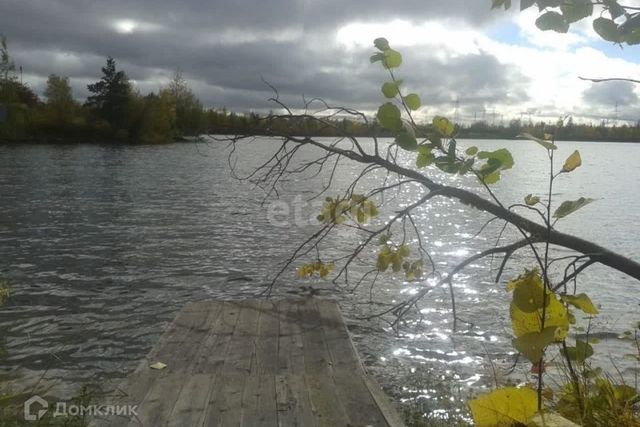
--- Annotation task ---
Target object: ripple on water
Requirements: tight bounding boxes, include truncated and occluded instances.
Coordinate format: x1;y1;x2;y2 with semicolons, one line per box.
0;140;639;409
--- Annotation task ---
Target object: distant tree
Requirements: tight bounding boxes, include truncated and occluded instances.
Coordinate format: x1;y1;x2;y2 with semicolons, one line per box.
0;36;40;139
86;57;132;130
131;91;176;143
45;74;73;106
44;74;76;123
39;74;85;136
161;70;205;136
0;35;15;82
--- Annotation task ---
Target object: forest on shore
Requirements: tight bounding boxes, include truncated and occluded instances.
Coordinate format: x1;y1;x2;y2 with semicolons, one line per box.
2;36;640;144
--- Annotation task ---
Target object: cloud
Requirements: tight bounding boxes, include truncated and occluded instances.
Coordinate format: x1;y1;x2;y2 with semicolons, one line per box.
583;81;639;106
1;0;639;123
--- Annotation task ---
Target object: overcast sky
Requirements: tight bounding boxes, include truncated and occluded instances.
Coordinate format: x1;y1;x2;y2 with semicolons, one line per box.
1;0;639;124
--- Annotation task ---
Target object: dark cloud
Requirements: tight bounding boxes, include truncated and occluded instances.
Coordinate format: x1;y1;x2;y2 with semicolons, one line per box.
582;81;639;107
1;0;524;114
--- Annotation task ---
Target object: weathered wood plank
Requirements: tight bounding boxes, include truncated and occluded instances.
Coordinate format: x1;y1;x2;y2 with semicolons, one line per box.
240;300;278;426
92;301;220;427
204;301;261;427
298;298;351;427
275;373;316;427
167;302;238;426
124;303;222;427
315;299;391;427
277;300;305;376
275;301;315;426
91;298;404;427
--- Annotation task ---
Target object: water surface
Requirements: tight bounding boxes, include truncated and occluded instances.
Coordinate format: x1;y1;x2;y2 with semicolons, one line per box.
1;138;638;407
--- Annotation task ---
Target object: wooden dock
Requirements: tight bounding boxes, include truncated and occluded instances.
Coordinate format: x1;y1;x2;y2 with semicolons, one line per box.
92;298;404;427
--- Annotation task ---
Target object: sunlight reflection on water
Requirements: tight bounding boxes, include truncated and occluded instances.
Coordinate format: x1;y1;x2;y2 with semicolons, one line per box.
0;139;639;415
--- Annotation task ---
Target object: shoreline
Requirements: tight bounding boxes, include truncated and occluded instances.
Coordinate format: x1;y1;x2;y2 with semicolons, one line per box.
2;134;640;145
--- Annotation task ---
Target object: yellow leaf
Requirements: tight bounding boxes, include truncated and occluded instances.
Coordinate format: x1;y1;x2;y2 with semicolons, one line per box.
433;116;455;137
511;296;569;340
509;269;569;340
511;272;548;313
525;194;541;206
527;411;581;426
561;293;598;315
561;150;582;173
469;387;538;427
150;361;167;370
512;327;558;363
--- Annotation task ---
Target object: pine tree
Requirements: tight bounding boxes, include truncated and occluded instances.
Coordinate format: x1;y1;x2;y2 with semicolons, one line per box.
86;57;132;129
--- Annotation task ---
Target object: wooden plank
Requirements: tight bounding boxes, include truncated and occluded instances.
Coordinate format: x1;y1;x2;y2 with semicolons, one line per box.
92;301;220;427
275;301;315;426
275;374;316;427
298;298;350;427
255;300;279;375
91;298;405;427
277;300;305;376
238;301;278;426
240;374;277;427
204;301;261;427
167;302;239;426
193;300;240;373
319;299;405;427
315;299;391;427
124;303;222;427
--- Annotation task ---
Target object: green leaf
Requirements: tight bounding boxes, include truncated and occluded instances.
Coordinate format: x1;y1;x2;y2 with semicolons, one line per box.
381;81;399;98
553;197;594;219
458;158;475;175
561;293;599;315
433;116;455;137
521;0;536;11
465;146;478;156
416;145;434;168
613;384;639;402
513;327;558;363
561;0;594;24
561;150;582;172
519;132;558;150
404;93;421;110
395;131;418;151
491;0;506;9
398;244;410;257
525;194;541;206
469;387;538;427
374;37;390;51
593;17;621;42
477;148;514;170
536;11;570;33
435;156;460;174
605;0;626;19
378;234;391;245
625;27;640;45
537;0;563;9
481;170;501;185
562;339;594;363
382;49;402;69
376;103;402;130
370;53;385;64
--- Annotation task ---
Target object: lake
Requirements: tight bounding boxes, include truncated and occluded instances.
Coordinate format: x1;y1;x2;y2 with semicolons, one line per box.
1;138;639;411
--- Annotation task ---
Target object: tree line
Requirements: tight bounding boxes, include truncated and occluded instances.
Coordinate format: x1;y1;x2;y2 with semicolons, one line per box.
0;35;210;143
2;33;640;144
